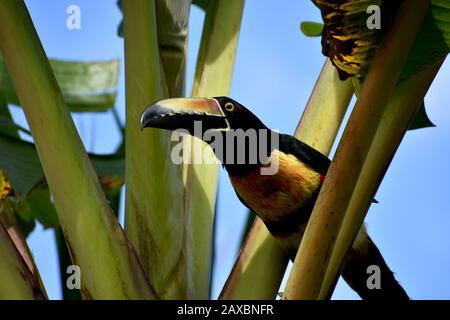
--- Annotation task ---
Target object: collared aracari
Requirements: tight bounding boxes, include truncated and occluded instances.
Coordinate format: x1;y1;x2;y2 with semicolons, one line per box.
140;96;408;300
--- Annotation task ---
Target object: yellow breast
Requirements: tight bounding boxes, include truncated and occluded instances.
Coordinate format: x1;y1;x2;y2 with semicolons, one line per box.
229;150;323;222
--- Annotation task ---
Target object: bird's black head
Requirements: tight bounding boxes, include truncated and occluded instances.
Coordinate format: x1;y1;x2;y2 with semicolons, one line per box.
140;96;268;133
140;97;276;176
212;96;268;131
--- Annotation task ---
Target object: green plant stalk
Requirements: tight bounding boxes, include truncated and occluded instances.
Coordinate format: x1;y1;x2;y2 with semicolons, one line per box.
318;60;443;299
0;221;46;299
155;0;190;98
208;195;219;298
0;196;48;298
185;0;245;299
0;0;156;299
124;0;243;298
220;59;353;299
0;56;121;113
282;0;431;300
219;218;289;299
190;0;244;96
123;0;189;299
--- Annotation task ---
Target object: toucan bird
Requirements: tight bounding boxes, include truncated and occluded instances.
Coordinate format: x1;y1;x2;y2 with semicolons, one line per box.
140;96;408;300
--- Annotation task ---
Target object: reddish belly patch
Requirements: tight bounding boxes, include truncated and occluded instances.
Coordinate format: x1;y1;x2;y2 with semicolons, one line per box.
229;150;322;221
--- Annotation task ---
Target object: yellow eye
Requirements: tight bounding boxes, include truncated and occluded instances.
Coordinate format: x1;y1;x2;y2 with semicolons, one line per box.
224;102;235;112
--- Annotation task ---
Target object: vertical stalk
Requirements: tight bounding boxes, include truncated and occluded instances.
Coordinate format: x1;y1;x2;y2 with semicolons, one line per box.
187;0;245;298
0;0;155;299
124;0;244;299
123;0;181;299
319;61;442;299
283;0;431;300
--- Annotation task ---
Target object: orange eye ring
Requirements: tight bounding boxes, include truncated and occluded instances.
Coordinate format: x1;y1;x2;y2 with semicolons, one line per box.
224;102;235;112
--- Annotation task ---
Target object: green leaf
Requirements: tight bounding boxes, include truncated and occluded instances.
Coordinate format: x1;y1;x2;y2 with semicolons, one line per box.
0;134;43;196
0;133;124;196
1;144;123;237
0;56;120;112
401;0;450;81
15;206;36;238
0;90;21;138
0;114;31;136
300;21;324;37
352;77;434;131
17;188;59;229
409;101;435;130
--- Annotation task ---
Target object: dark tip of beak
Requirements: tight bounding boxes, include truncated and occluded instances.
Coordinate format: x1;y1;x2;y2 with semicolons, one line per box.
140;105;172;130
140;106;151;130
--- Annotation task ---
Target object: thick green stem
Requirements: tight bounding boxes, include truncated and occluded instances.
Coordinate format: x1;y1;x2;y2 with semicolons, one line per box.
0;0;155;299
283;0;431;300
319;60;443;299
123;0;180;299
187;0;245;298
123;0;243;299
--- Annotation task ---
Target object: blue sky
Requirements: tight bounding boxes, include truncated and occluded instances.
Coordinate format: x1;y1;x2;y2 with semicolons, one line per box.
9;0;450;300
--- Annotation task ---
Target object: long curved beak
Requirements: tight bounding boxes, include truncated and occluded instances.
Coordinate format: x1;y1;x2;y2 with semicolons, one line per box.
140;98;228;134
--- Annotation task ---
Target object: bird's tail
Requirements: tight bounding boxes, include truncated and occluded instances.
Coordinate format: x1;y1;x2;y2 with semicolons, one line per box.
341;232;409;300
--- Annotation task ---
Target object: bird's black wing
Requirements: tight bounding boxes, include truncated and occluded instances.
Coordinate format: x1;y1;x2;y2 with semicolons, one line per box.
278;133;331;176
